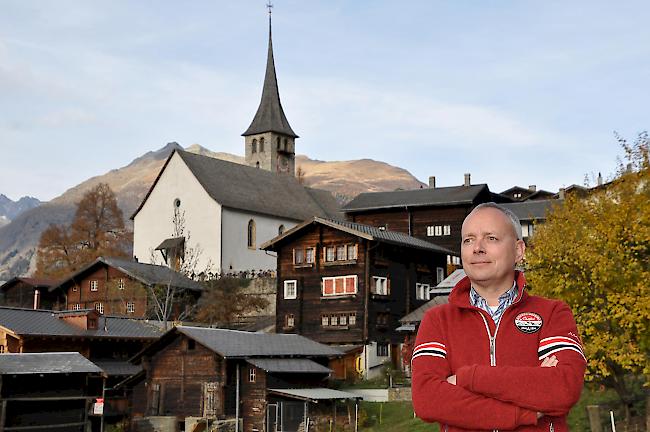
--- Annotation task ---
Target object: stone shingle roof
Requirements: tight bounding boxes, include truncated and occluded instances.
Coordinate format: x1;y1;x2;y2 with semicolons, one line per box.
248;358;331;374
176;150;339;221
343;184;491;212
0;352;104;375
92;359;143;377
261;217;454;255
242;18;297;138
51;256;203;293
0;306;163;339
174;326;342;358
501;199;560;221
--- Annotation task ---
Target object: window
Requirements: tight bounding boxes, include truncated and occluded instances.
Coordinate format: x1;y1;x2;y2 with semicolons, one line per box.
325;244;356;263
127;301;135;314
259;137;265;152
90;280;98;291
283;280;297;299
336;245;346;261
522;223;534;238
377;312;390;326
437;267;445;284
73;303;81;311
428;225;449;236
372;276;389;295
285;314;295;328
325;246;335;262
94;302;104;314
339;314;347;326
118;279;125;290
514;192;522;199
277;136;281;150
278;224;285;235
293;247;314;265
247;219;256;249
249;367;256;383
294;248;304;265
443;225;451;236
434;226;443;236
330;315;338;326
377;343;389;357
349;313;356;326
426;226;435;236
347;244;357;260
252;139;257;153
322;315;330;326
416;283;431;300
322;313;355;328
322;275;357;296
305;248;315;264
202;382;219;417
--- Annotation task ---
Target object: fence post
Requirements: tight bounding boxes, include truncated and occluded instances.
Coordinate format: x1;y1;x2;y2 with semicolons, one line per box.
587;405;603;432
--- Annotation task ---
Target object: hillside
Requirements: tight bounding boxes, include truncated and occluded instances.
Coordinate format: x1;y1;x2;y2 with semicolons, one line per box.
0;144;424;280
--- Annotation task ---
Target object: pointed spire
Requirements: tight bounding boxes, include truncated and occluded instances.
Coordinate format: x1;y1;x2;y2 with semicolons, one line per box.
242;7;298;138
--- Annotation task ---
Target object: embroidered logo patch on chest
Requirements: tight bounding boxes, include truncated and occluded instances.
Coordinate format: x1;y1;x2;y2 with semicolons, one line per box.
514;312;543;334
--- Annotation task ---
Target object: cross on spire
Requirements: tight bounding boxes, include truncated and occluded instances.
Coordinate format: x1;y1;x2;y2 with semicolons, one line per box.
266;2;273;16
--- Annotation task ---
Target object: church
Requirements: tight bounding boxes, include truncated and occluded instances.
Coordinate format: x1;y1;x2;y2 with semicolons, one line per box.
132;15;340;275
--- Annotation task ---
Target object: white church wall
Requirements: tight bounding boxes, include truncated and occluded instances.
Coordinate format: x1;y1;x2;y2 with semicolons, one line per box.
133;152;221;273
221;208;298;273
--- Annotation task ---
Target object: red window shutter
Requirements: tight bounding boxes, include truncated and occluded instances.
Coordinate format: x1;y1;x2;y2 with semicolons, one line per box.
323;278;334;295
345;276;356;294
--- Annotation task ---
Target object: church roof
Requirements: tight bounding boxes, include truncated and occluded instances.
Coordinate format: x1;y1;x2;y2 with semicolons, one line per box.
242;15;298;138
132;149;340;222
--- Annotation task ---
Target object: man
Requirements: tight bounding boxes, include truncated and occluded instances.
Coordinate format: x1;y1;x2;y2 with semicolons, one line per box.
412;203;585;431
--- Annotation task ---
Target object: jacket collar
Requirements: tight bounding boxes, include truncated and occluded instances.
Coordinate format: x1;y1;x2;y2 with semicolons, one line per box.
449;270;527;309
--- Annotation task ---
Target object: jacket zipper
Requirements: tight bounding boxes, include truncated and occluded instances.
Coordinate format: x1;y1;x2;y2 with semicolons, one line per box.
549;421;554;431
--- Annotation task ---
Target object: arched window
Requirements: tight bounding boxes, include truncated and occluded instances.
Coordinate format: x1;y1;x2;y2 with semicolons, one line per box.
252;139;257;153
259;137;265;152
278;224;285;235
247;219;256;249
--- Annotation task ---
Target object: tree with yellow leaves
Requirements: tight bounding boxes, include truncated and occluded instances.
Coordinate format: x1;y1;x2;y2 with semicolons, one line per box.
527;132;649;422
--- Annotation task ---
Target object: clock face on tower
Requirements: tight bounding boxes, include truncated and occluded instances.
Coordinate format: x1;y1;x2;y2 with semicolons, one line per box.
277;154;290;173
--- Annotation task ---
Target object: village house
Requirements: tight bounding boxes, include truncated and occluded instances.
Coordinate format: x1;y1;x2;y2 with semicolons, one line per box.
0;306;163;422
0;277;62;310
0;352;105;432
261;217;453;379
131;14;339;275
342;174;509;259
501;199;559;244
126;326;358;432
49;256;203;318
500;185;556;202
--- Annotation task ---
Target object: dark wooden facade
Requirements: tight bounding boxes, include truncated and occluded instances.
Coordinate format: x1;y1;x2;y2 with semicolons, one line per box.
130;329;336;432
60;265;150;317
0;278;63;310
271;223;448;348
346;188;495;256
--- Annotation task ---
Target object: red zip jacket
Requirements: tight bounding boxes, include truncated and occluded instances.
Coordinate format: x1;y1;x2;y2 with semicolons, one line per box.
412;272;586;431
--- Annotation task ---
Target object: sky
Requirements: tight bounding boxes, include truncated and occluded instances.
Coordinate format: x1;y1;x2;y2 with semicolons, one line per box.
1;1;649;201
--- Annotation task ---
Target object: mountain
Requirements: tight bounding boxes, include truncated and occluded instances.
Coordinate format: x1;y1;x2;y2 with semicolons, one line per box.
0;144;424;280
0;195;42;226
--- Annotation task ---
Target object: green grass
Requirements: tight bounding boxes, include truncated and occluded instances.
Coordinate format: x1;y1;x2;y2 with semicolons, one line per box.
358;401;438;432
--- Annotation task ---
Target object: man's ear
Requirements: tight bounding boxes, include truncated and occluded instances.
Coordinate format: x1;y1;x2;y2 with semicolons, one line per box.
515;239;526;264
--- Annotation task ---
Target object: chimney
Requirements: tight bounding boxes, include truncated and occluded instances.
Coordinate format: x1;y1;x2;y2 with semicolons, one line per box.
597;172;603;186
464;173;471;187
559;188;565;200
528;185;537;192
33;289;40;310
428;176;436;188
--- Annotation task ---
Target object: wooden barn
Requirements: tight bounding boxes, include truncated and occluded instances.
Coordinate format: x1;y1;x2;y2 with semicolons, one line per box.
261;217;453;379
49;256;203;318
126;325;359;432
0;306;163;422
0;352;105;432
0;277;62;310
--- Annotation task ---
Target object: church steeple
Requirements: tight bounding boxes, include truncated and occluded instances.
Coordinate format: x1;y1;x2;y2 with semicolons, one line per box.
243;6;297;176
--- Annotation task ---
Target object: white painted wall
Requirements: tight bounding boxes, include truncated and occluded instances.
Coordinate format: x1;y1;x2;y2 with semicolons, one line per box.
221;208;298;272
133;153;221;273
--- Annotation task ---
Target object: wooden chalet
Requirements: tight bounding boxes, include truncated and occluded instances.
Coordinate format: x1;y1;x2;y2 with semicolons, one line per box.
50;256;203;318
500;185;556;202
261;217;454;379
0;352;105;432
342;177;509;257
0;306;163;422
126;326;358;432
501;199;559;244
0;277;63;310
